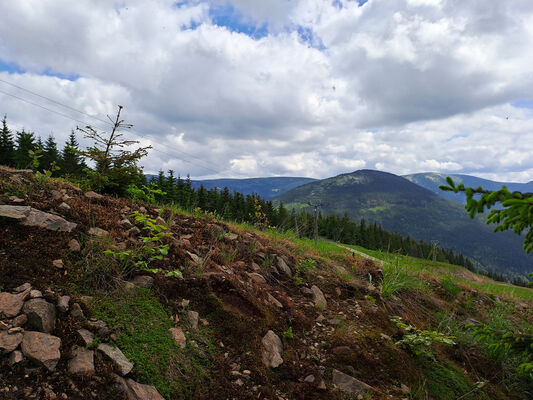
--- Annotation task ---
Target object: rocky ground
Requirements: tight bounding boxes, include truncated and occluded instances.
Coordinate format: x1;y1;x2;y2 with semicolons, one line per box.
0;166;532;400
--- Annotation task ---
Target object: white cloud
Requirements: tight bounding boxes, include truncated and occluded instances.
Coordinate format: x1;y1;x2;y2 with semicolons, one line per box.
0;0;532;182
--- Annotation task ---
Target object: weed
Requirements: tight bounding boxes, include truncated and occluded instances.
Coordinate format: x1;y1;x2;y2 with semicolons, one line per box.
381;258;421;298
441;274;462;297
421;359;479;400
261;254;274;272
282;326;294;339
293;258;316;286
220;245;238;264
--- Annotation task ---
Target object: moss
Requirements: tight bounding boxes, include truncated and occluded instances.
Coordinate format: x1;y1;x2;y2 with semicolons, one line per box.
421;359;482;400
90;287;214;398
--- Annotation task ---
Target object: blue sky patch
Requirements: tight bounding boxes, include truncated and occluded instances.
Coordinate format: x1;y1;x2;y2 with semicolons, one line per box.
512;99;533;109
209;3;268;39
0;60;26;74
0;59;79;81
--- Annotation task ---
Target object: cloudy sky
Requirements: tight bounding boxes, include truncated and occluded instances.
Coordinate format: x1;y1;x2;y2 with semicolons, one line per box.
1;0;532;181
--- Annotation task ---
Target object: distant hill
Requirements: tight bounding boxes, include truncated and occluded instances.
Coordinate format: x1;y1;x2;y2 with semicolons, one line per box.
146;175;316;200
276;169;533;278
404;172;533;204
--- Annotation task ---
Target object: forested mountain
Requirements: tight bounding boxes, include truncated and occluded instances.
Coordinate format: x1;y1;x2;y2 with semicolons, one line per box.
276;170;533;279
404;172;533;204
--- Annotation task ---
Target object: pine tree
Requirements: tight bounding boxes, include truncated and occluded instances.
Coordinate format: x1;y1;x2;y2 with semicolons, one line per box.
42;135;60;174
14;129;36;169
61;131;85;176
0;115;15;166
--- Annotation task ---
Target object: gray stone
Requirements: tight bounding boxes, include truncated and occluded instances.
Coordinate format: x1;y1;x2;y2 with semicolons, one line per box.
57;296;70;313
9;195;24;203
0;331;23;353
331;369;375;395
311;285;327;309
261;330;283;368
77;329;94;346
68;347;95;376
85;191;103;200
23;298;56;333
267;293;283;308
276;257;292;277
52;259;63;269
69;239;81;252
225;233;238;241
30;290;43;298
0;289;30;318
169;327;186;349
13;283;31;293
21;331;61;371
58;202;71;211
120;218;133;228
0;205;30;220
304;374;315;383
12;313;27;327
115;376;166;400
23;208;77;232
8;350;23;365
130;275;154;288
248;272;267;285
186;251;202;265
70;303;85;319
88;319;110;336
88;227;108;237
188;311;199;330
97;344;134;376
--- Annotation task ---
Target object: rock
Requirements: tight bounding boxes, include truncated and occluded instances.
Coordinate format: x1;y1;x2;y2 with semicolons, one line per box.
13;283;31;293
84;191;103;200
126;226;141;236
21;331;61;371
169;327;186;349
120;219;133;228
267;293;283;308
70;303;85;319
58;202;71;211
88;320;110;336
12;314;27;327
52;259;63;269
68;239;81;252
332;346;351;355
8;195;24;203
225;233;238;241
51;190;62;200
68;347;94;376
331;369;375;395
186;251;202;265
248;272;267;285
77;329;94;347
97;344;134;376
251;262;261;272
9;350;23;365
57;296;70;313
0;331;23;353
88;227;108;237
304;374;315;383
261;330;283;368
301;287;313;296
155;216;166;226
0;206;78;232
130;275;154;288
311;285;327;309
138;206;147;213
0;205;31;220
115;376;166;400
23;299;56;333
400;384;410;394
0;320;9;330
0;289;30;318
30;290;43;298
8;327;23;334
276;257;292;277
187;311;199;330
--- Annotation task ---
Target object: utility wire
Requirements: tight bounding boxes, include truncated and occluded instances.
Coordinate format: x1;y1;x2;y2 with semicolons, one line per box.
0;88;221;175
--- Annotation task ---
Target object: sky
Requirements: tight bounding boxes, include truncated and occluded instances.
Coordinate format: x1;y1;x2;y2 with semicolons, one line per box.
1;0;533;181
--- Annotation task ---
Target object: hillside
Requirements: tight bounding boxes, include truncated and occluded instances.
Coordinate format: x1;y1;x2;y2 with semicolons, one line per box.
1;166;532;400
276;170;533;278
404;172;533;204
146;176;316;200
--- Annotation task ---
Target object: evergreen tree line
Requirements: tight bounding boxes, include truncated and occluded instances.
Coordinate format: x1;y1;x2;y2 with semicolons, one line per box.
0;115;86;175
148;170;474;269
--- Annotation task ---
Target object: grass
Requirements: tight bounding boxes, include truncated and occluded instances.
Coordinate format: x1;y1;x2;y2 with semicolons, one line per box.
381;257;424;297
90;287;214;398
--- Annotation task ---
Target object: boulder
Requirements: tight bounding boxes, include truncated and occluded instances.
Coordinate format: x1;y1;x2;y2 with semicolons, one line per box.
276;257;292;277
57;296;70;313
21;331;61;371
115;376;166;400
261;330;283;368
77;329;94;346
70;303;85;319
23;298;56;333
68;347;95;376
311;285;327;309
12;314;27;327
0;289;30;318
13;283;31;293
97;343;134;376
8;350;23;365
23;208;77;232
0;205;30;220
169;327;186;349
0;331;23;353
331;369;375;395
84;191;103;200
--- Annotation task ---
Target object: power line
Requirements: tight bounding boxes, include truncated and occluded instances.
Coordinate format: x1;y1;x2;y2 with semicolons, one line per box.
0;88;222;175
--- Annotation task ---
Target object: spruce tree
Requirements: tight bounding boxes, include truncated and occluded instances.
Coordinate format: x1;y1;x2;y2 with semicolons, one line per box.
0;115;15;166
14;129;36;169
42;135;60;173
61;131;85;176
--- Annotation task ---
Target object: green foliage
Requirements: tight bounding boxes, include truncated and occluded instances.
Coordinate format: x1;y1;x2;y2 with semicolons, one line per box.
104;211;172;274
126;184;166;204
293;257;316;285
421;359;482;400
381;257;421;298
0;115;15;166
90;287;212;398
391;316;456;358
77;105;151;196
282;326;294;339
14;129;36;169
440;274;462;297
